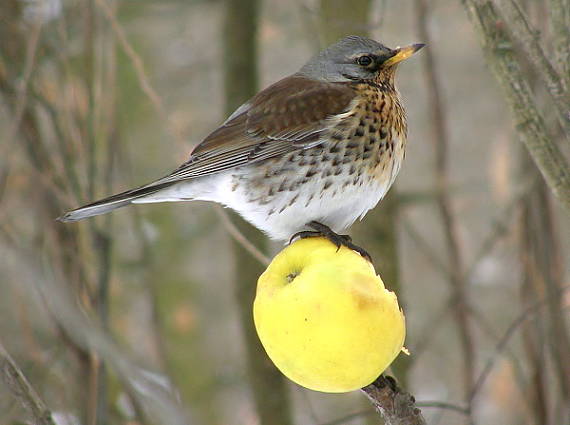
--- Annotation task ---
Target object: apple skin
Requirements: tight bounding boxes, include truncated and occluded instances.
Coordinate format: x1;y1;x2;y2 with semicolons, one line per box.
253;237;406;393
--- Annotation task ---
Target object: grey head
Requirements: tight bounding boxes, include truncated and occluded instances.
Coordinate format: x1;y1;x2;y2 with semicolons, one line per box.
298;35;424;83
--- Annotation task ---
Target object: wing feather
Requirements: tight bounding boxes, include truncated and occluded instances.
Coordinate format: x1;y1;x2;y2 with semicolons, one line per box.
58;76;356;222
153;75;356;185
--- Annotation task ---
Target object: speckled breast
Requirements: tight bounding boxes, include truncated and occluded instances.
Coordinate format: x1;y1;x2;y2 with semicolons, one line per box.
324;81;407;183
240;81;407;206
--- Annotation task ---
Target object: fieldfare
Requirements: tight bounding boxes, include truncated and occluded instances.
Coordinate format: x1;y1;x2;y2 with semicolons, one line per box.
59;36;423;254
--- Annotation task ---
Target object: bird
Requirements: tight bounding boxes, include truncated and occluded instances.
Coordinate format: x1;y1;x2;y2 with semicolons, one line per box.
59;36;423;256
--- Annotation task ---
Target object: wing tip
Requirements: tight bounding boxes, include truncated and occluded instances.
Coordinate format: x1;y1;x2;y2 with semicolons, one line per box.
56;211;80;223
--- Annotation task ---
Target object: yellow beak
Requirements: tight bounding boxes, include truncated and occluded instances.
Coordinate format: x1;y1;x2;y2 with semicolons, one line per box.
383;43;425;66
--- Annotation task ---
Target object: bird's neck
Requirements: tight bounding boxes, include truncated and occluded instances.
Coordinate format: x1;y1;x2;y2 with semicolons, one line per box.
348;67;397;93
374;66;397;91
352;69;407;139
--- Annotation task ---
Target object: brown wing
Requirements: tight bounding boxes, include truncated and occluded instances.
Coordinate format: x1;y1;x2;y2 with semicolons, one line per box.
154;75;356;183
57;76;356;222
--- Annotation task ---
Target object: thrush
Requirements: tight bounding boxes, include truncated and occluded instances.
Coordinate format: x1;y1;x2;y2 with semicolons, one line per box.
59;36;423;254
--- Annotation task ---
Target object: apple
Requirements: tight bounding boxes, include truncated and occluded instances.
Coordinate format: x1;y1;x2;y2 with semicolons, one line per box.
253;237;406;393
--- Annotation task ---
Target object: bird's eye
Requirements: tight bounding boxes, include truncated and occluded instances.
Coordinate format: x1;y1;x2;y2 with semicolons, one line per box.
356;55;374;67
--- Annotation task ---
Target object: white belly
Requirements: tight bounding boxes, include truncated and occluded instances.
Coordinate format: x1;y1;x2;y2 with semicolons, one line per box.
136;141;405;241
209;160;400;241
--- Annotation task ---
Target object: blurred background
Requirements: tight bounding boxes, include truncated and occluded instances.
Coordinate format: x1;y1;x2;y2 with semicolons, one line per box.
1;0;569;424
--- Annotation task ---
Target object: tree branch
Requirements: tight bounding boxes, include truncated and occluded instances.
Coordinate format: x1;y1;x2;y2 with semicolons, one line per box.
361;375;426;425
549;0;570;89
0;341;55;425
94;0;184;149
468;285;570;403
459;0;570;214
214;206;270;265
498;0;570;138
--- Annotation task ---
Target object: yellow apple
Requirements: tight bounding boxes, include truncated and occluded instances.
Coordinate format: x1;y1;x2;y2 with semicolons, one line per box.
253;237;406;393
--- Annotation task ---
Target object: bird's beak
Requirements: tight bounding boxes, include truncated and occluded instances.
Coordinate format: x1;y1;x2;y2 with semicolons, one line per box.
383;43;425;66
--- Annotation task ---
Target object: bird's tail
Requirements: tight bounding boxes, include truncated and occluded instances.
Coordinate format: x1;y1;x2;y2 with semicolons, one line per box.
57;181;176;222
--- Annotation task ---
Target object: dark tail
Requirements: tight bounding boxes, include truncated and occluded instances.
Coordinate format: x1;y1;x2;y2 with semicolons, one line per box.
57;181;175;222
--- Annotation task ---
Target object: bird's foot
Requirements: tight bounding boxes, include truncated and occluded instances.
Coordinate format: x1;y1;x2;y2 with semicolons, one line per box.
289;221;372;262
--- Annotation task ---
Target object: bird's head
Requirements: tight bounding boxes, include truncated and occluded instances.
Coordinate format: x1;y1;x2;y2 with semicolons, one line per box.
298;35;424;84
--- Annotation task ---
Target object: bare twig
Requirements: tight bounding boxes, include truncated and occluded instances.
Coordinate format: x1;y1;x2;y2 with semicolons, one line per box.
498;0;570;138
361;375;426;425
4;18;42;146
459;0;570;213
465;175;539;279
411;296;454;358
404;183;535;358
0;19;42;202
215;206;270;265
93;0;184;149
404;169;538;289
415;0;475;402
467;305;530;405
468;285;570;404
1;242;191;425
0;340;55;425
518;149;570;404
320;399;469;425
519;282;549;425
401;216;450;280
319;409;376;425
94;0;269;270
84;0;97;201
416;401;470;415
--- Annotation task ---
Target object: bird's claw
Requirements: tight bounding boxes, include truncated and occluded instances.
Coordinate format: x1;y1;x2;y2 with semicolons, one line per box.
289;230;320;245
289;221;372;263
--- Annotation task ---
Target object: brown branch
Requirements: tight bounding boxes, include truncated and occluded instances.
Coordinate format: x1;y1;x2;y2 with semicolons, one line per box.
361;375;426;425
518;148;570;404
214;206;270;265
0;340;56;425
320;399;469;425
93;0;185;150
318;409;375;425
498;0;570;138
415;0;475;402
459;0;570;214
416;400;470;415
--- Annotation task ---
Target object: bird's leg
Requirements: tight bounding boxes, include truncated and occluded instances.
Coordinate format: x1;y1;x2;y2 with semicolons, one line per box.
289;221;372;262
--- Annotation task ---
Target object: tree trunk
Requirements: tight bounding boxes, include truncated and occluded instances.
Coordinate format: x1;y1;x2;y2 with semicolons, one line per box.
518;148;570;425
223;1;293;424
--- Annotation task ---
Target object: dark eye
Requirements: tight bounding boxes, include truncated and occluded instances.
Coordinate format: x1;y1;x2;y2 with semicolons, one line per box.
356;55;374;66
